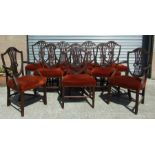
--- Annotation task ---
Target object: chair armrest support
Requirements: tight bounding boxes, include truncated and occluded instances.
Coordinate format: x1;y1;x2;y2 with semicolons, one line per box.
3;65;20;91
143;64;151;71
108;68;117;81
34;69;43;77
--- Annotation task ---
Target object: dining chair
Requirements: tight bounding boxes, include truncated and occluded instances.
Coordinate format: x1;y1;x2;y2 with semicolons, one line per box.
61;43;96;109
108;48;150;114
34;43;63;88
56;41;70;73
1;47;47;116
106;41;128;73
25;40;47;74
90;42;120;89
81;41;96;65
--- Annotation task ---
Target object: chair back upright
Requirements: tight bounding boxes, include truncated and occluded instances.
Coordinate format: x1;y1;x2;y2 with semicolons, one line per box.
68;43;88;74
96;43;110;67
32;40;47;63
127;48;149;78
1;47;24;81
81;41;96;64
106;41;121;64
42;43;57;68
57;41;70;65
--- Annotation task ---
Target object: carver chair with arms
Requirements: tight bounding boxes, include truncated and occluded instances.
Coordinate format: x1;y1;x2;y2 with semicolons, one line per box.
1;47;47;117
108;48;150;114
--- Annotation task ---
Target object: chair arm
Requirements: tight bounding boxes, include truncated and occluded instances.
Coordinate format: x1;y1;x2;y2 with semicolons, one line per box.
23;61;34;64
143;64;151;71
3;65;20;91
118;60;127;64
114;60;127;67
2;65;14;77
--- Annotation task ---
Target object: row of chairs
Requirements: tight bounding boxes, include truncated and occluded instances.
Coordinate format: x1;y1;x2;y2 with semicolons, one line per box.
25;40;127;75
1;40;150;116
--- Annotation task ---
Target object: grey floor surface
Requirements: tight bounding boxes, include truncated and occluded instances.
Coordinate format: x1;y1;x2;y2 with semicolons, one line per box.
0;79;155;119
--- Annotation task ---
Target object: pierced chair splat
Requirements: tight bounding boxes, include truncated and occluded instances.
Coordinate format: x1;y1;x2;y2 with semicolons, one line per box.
25;40;47;74
106;41;128;73
81;41;96;66
56;41;70;73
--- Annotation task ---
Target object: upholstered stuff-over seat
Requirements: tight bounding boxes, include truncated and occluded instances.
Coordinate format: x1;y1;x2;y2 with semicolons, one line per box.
7;75;47;92
91;66;121;77
25;63;44;71
111;63;128;72
34;67;63;78
109;76;146;90
62;74;96;87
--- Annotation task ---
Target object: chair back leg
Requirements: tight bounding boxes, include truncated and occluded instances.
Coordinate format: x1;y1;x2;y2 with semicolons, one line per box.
92;87;95;108
141;88;145;104
43;84;47;105
20;93;24;117
7;87;11;106
107;85;112;104
135;90;139;114
61;87;65;109
127;89;132;101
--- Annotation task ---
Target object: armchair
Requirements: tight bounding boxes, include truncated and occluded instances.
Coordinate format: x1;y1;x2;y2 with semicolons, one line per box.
1;47;47;116
108;48;150;114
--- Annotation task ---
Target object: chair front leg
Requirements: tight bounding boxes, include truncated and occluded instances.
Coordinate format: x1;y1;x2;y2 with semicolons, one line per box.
33;88;37;95
127;89;132;101
135;90;139;114
141;88;145;104
92;86;95;108
20;92;24;117
43;84;47;105
7;86;11;106
117;86;120;95
61;87;65;109
107;84;112;104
